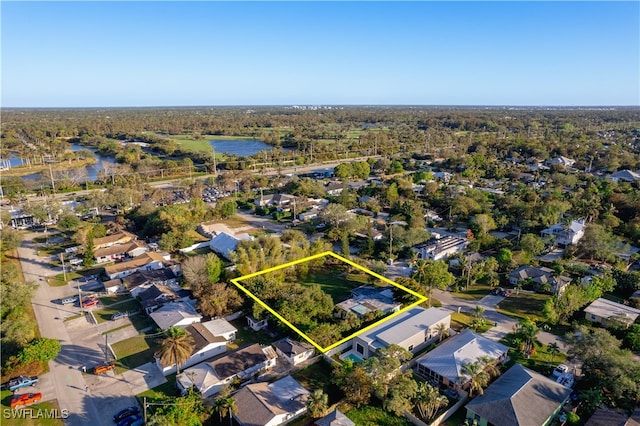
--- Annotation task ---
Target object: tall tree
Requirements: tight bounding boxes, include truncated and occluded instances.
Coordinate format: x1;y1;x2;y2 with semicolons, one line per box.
414;382;448;421
157;326;195;375
412;260;455;307
462;360;490;397
306;389;329;418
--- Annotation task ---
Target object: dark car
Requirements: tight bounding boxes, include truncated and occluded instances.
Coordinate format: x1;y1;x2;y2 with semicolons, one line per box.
116;413;143;426
113;406;140;423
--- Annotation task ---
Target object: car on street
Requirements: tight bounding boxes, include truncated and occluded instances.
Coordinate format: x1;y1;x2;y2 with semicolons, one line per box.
5;376;39;392
116;413;143;426
113;406;140;423
80;297;99;308
94;363;116;375
10;392;42;408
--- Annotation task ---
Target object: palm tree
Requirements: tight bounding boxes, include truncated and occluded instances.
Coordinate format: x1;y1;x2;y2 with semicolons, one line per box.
157;326;194;375
306;389;329;418
414;382;448;421
462;361;490;397
435;323;450;342
473;305;485;319
478;356;501;379
214;396;237;425
223;397;237;426
514;317;539;357
547;342;560;364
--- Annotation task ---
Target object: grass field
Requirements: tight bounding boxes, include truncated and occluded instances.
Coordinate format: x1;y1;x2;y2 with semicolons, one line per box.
495;292;550;322
345;406;413;426
0;390;64;426
302;269;368;302
112;335;160;373
171;134;264;152
451;284;493;301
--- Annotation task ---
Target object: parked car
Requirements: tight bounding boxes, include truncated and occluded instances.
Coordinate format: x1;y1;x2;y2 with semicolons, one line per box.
80;297;99;308
6;376;39;392
60;296;78;305
116;413;143;426
111;312;128;321
113;406;140;423
94;363;115;375
10;392;42;408
552;364;569;378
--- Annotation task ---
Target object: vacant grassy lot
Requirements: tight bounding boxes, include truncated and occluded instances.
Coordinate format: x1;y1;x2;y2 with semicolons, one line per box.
172;134;262;152
0;390;64;426
112;335;160;373
495;292;550;322
93;299;140;323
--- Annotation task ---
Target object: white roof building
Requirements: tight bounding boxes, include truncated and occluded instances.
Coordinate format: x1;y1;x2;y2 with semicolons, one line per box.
149;301;202;330
584;298;640;328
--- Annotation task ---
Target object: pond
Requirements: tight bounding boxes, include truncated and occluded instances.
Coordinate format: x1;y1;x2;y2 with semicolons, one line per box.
209;139;289;157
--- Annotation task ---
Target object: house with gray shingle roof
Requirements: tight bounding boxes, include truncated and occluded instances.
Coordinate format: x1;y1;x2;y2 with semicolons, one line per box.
314;409;355;426
232;375;309;426
584;298;640;328
415;329;508;391
465;363;572;426
272;338;315;366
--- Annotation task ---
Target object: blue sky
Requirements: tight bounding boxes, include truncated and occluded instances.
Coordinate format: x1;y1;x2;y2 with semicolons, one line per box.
2;1;639;107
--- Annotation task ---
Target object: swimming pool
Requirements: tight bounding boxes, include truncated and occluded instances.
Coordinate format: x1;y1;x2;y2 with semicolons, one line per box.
345;353;363;363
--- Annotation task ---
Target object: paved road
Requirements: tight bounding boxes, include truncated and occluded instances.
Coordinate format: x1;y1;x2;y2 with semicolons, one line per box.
18;234;141;426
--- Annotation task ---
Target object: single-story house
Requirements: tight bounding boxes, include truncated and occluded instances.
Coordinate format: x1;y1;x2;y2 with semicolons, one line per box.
209;232;252;260
139;284;182;314
93;231;136;249
104;252;168;280
415;329;509;391
465;363;572;426
412;235;469;261
247;315;268;331
546;156;576;168
334;286;401;319
255;193;297;209
176;343;278;397
103;278;123;294
607;169;640;183
351;307;451;360
314;409;355;426
149;301;202;330
272;338;315;366
94;240;148;264
325;182;344;196
232;375;310;426
124;268;178;296
585;407;640;426
508;265;572;294
584;298;640;328
540;219;585;246
155;322;229;375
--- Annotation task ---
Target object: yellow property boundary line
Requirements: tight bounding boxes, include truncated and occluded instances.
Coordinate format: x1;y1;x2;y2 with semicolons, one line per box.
230;251;427;353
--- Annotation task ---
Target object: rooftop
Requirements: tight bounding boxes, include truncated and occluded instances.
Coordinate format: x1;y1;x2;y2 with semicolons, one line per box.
358;307;450;347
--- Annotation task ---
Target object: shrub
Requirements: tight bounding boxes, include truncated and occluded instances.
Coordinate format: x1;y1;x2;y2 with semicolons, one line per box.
18;338;61;363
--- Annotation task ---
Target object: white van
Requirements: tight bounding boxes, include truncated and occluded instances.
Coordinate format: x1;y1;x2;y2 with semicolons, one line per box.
60;296;78;305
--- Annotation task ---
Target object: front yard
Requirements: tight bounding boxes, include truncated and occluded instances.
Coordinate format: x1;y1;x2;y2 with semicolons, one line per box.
111;335;161;374
495;291;551;322
93;299;140;323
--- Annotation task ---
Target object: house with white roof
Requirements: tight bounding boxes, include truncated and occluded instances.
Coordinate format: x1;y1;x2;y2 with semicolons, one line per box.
232;375;310;426
415;329;509;391
540;219;586;246
155;320;236;375
412;235;469;261
104;252;169;280
149;301;202;330
209;232;252;260
546;156;576;168
584;298;640;328
176;343;278;397
351;307;451;360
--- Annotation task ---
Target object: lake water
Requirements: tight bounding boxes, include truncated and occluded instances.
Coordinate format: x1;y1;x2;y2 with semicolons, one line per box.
8;144;116;182
209;139;287;156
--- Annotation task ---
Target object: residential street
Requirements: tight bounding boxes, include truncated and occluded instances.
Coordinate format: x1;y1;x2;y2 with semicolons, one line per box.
18;234;140;426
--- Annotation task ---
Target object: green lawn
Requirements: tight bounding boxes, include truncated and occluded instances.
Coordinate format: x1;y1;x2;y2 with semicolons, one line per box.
302;269;367;303
227;319;275;350
292;360;342;404
112;335;160;373
451;312;493;333
136;374;179;419
0;390;64;426
98;293;133;307
451;284;493;301
501;333;568;377
345;406;413;426
172;134;263;152
494;292;551;322
93;299;141;323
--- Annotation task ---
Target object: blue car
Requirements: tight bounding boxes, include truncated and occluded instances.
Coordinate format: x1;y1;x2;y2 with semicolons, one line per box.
113;407;140;423
116;414;143;426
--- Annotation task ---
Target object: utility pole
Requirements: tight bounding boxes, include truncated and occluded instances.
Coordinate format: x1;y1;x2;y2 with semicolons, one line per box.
143;397;147;423
59;253;67;282
212;146;217;176
49;164;56;193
